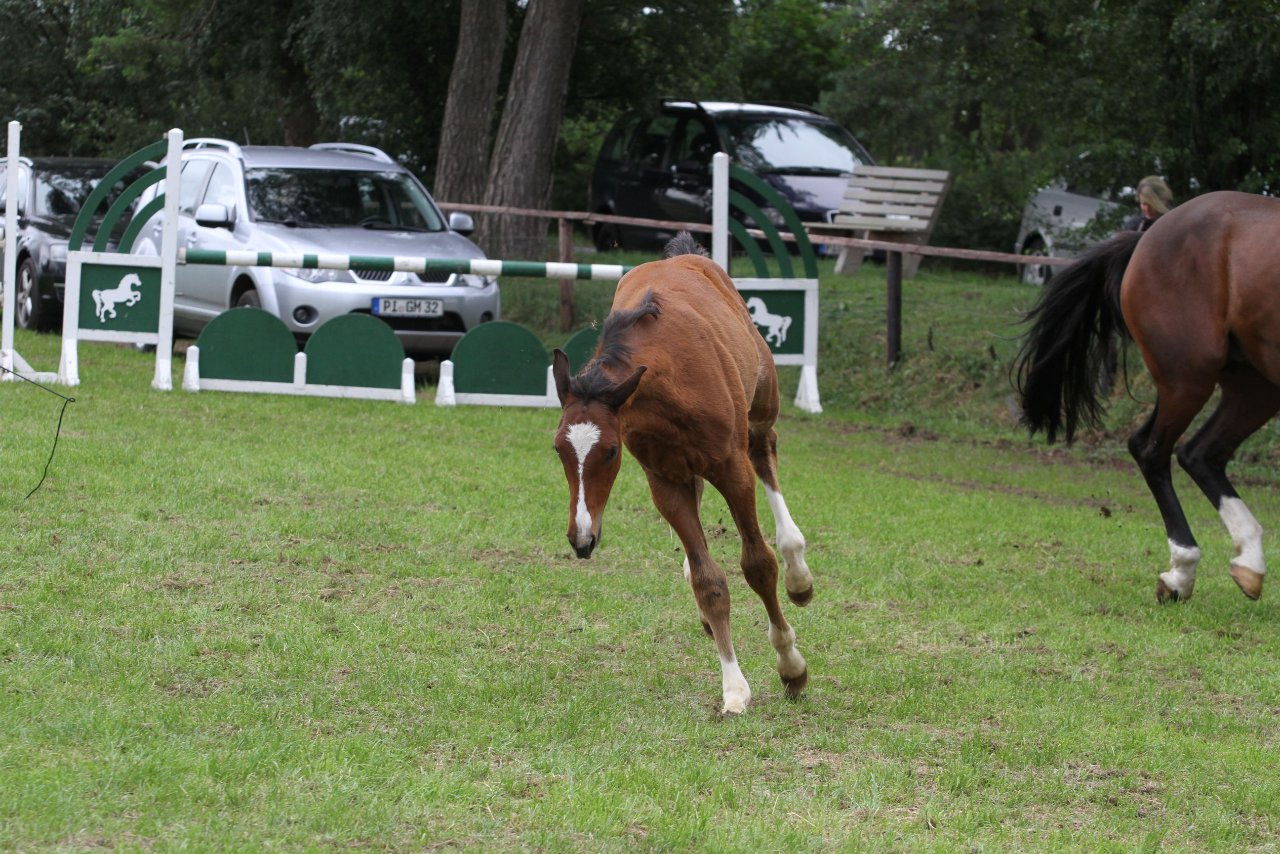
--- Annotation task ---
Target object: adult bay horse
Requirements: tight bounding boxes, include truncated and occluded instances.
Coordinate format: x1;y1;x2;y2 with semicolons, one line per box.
551;232;813;715
1016;190;1280;604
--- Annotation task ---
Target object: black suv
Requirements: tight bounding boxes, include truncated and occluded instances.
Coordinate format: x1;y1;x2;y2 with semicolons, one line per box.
588;100;874;251
0;157;142;330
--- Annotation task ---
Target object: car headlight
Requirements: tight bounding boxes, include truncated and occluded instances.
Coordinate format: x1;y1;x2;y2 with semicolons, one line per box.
282;267;353;284
457;274;495;289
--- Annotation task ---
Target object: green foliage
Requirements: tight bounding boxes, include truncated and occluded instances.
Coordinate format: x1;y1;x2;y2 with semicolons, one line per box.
4;0;1280;254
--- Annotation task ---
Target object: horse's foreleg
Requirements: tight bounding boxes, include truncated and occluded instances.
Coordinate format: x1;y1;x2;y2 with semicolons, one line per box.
715;464;808;698
646;472;749;715
1176;370;1280;600
748;426;812;604
1129;393;1211;603
681;477;714;637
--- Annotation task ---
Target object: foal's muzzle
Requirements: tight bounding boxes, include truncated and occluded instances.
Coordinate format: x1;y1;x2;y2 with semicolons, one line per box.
571;533;597;559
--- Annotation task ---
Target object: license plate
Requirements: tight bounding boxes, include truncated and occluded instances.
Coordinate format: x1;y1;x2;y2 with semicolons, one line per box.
372;297;444;317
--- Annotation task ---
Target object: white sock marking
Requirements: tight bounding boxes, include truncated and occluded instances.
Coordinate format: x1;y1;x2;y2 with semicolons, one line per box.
1220;497;1266;575
1160;539;1201;598
566;422;601;546
768;622;806;680
719;651;751;715
764;485;811;594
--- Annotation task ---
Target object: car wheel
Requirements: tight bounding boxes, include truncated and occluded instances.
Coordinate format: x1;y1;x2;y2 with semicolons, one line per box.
593;221;622;252
14;257;49;331
235;289;262;309
1018;237;1053;287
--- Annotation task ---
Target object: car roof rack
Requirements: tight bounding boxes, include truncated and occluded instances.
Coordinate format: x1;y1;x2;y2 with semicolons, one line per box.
309;143;395;164
183;138;243;157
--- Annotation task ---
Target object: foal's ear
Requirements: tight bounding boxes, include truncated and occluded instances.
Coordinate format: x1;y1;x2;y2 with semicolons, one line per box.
552;348;572;406
605;366;647;411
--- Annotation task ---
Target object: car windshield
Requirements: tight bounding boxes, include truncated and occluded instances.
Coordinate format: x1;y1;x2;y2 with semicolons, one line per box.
722;117;871;175
244;167;445;231
33;164;124;218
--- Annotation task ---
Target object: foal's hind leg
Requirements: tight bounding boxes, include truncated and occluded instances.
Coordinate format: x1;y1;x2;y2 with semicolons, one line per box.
646;471;751;714
715;461;808;699
748;426;813;605
1129;389;1213;603
1176;368;1280;600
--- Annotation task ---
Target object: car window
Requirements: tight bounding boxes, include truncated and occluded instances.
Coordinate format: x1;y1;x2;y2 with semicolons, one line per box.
670;118;718;168
202;162;240;213
245;168;445;231
0;164;18;215
628;115;677;170
722;117;870;175
34;166;111;217
598;116;642;165
179;159;214;216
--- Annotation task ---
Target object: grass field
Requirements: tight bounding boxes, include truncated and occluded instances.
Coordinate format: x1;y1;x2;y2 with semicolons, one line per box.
3;255;1280;850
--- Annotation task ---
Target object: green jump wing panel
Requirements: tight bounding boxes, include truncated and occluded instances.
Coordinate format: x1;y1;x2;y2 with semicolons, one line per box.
452;322;550;396
305;314;404;390
195;308;297;383
562;327;601;373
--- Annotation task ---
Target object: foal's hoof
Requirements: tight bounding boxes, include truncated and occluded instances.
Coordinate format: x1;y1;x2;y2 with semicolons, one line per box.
1230;563;1264;601
1155;577;1180;604
786;585;814;606
780;668;808;698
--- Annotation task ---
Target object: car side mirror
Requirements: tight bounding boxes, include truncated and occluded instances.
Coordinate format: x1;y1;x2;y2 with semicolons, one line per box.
448;211;475;235
195;203;233;229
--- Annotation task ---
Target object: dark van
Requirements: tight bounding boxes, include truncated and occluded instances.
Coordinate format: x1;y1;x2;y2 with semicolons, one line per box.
587;100;874;251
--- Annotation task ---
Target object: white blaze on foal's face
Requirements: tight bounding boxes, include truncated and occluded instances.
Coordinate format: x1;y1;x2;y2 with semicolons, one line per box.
556;414;623;558
567;421;601;543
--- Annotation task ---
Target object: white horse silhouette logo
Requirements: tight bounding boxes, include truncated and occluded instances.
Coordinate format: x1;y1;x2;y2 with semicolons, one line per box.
92;272;143;323
746;296;792;347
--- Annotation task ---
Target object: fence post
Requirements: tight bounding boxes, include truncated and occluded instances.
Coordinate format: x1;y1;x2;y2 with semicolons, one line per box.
558;217;574;332
886;250;903;367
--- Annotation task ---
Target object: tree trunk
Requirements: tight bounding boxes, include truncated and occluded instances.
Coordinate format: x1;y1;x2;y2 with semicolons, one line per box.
434;0;509;204
478;0;584;261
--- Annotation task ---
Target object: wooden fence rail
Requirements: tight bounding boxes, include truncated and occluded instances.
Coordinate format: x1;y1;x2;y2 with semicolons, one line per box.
437;201;1075;364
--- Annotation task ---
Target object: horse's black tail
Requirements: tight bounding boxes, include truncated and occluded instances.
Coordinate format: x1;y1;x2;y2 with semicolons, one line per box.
1014;230;1142;444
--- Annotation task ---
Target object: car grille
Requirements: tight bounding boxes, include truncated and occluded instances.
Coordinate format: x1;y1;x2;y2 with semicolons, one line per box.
351;268;458;285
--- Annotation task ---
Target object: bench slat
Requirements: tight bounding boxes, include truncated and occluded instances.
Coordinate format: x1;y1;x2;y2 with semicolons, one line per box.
845;177;949;195
851;165;951;181
822;218;928;232
839;200;939;219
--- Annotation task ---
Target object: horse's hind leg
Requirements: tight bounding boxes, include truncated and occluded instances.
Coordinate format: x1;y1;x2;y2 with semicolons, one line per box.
716;460;808;699
1176;368;1280;600
1129;388;1213;603
748;426;812;605
646;471;751;715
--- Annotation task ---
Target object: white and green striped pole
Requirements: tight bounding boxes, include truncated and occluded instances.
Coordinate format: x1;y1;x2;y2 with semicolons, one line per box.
180;249;633;281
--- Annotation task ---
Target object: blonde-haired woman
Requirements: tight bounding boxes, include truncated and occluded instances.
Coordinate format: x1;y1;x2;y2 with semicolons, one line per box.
1126;175;1174;232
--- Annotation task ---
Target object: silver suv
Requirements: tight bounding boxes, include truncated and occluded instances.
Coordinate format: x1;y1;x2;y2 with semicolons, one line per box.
137;139;500;356
1013;182;1122;286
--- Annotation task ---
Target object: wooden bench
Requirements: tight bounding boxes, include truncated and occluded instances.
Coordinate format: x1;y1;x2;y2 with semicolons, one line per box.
810;165;951;279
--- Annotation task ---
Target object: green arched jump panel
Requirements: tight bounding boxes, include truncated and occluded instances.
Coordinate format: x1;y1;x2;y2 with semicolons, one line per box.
68;138;168;252
728;164;819;279
305;314;404;389
452;321;550;396
195;308;297;383
562;327;601;373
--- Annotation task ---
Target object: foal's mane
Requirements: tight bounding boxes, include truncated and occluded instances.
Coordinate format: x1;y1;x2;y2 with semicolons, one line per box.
568;233;704;404
570;290;660;403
